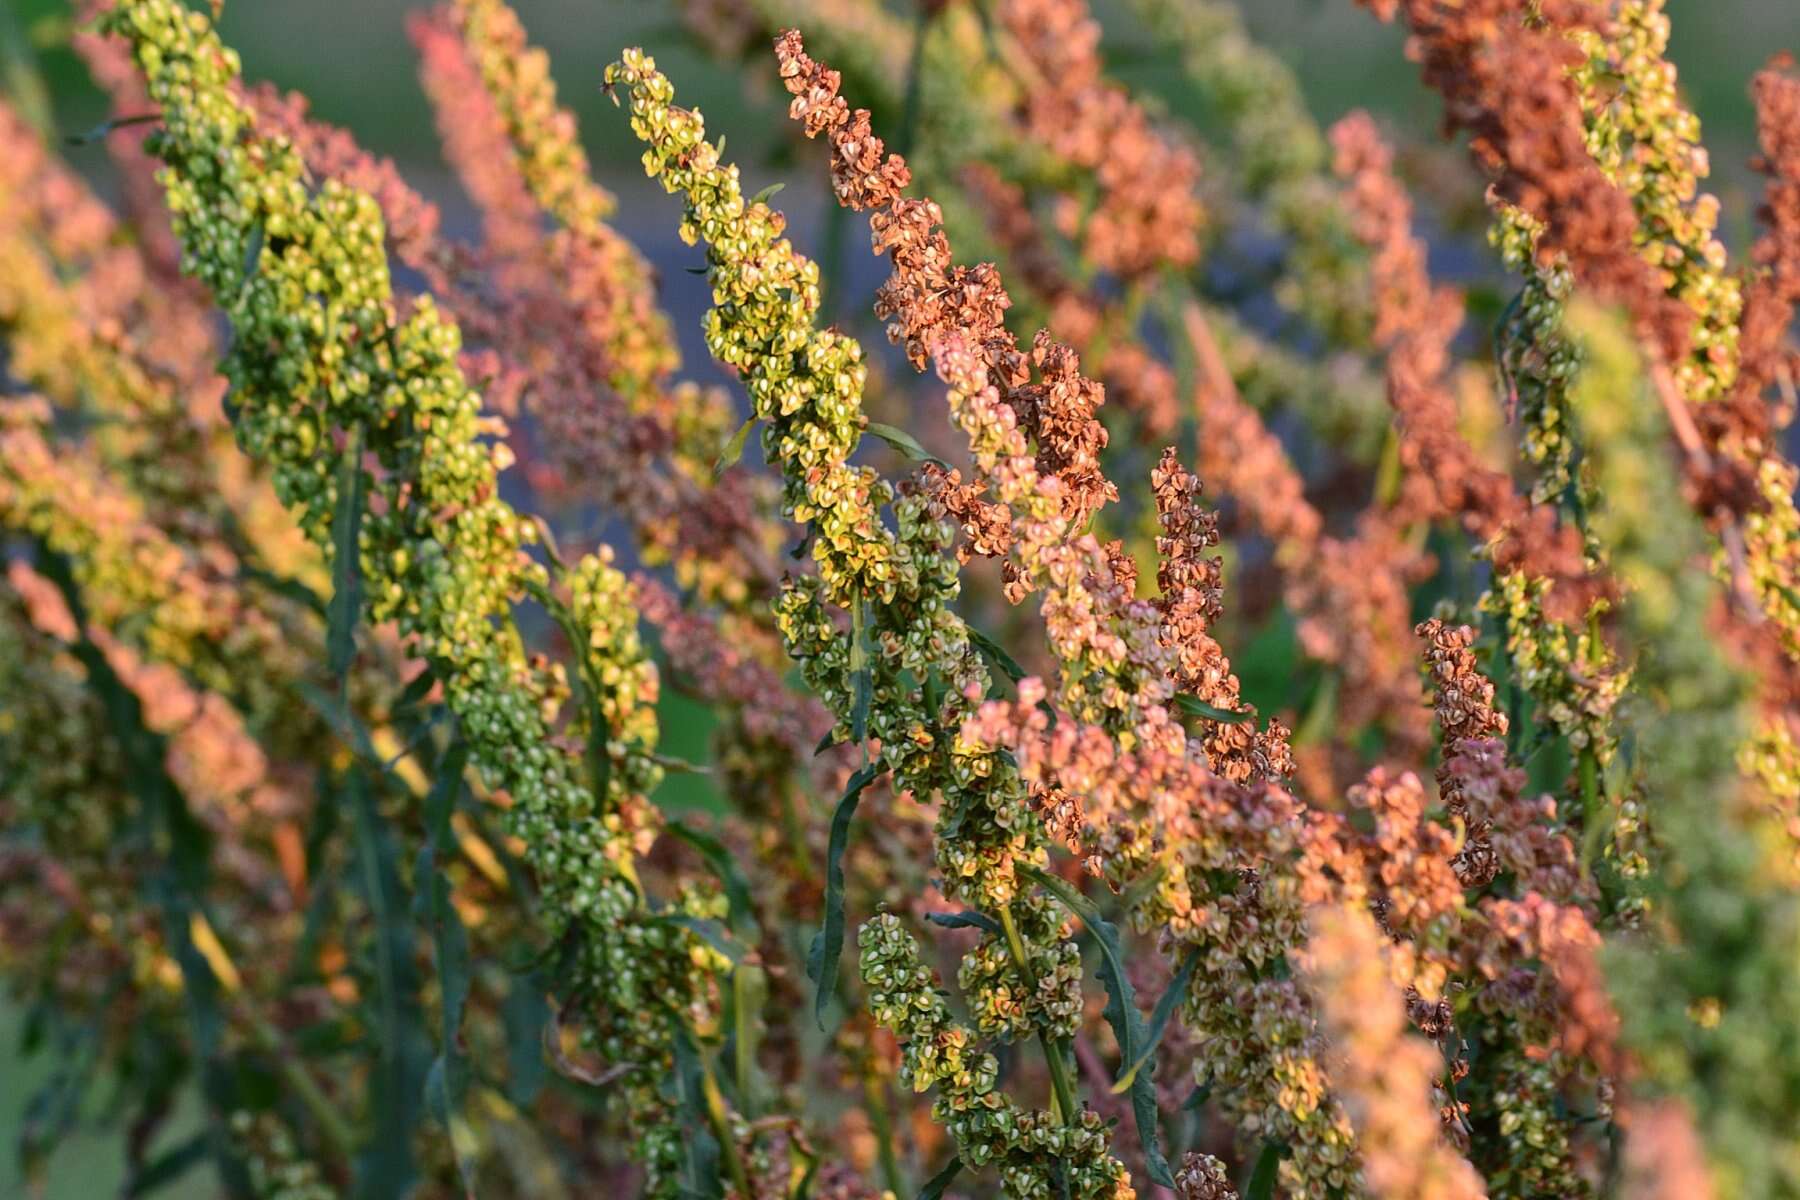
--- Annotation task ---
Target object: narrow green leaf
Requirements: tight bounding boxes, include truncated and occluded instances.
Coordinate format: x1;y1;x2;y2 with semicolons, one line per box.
728;964;759;1110
848;599;872;747
393;665;439;719
238;562;326;616
807;763;882;1029
924;910;1004;937
1181;1081;1213;1111
326;427;367;679
712;417;755;478
865;420;947;466
349;771;427;1198
649;751;713;774
425;1058;480;1197
1173;694;1254;724
64;110;160;145
665;820;760;939
502;976;550;1105
124;1130;210;1196
424;740;469;851
1112;948;1198;1093
749;181;786;206
917;1156;963;1200
523;577;613;803
1020;864;1174;1188
967;623;1026;683
420;741;475;1194
1245;1142;1284;1200
670;1026;725;1200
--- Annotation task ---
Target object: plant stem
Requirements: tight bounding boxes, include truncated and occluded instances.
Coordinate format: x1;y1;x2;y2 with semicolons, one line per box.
239;1009;358;1156
732;965;756;1111
998;904;1081;1128
863;1071;907;1198
698;1044;754;1200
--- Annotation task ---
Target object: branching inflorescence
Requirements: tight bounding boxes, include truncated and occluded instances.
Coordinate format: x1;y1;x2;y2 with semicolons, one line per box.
5;0;1800;1198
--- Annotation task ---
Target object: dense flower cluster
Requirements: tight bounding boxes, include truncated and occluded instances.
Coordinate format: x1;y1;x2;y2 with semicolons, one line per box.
6;1;1800;1198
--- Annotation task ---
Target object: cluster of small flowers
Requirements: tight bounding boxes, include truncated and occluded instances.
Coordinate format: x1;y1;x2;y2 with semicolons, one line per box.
230;1113;337;1200
996;0;1203;282
859;913;1134;1200
777;29;1115;571
777;30;1190;751
1299;902;1487;1200
102;4;737;1187
1116;0;1369;345
1180;302;1429;753
608;48;1120;1190
1570;303;1800;1195
413;3;787;611
1150;449;1294;784
1740;59;1800;416
1363;0;1692;366
959;162;1181;439
1330;112;1592;599
11;0;1800;1194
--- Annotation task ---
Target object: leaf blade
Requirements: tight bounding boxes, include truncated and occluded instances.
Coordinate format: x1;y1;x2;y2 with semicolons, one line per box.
806;763;882;1029
1020;865;1175;1187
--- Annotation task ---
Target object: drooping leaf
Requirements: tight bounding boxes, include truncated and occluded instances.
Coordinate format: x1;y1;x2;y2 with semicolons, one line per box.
924;910;1004;937
392;665;439;720
712;417;755;478
123;1131;211;1196
419;741;476;1195
1181;1081;1214;1111
349;771;428;1199
1173;694;1254;724
238;562;326;616
865;420;947;467
967;623;1026;683
63;110;161;145
1020;865;1174;1187
1113;948;1199;1093
807;762;882;1029
670;1025;725;1200
649;751;713;774
327;427;367;679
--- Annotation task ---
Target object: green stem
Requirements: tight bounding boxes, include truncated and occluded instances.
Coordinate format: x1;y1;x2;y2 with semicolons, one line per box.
732;966;756;1112
239;1010;358;1157
1577;745;1604;872
863;1072;907;1198
697;1045;754;1200
998;905;1080;1128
